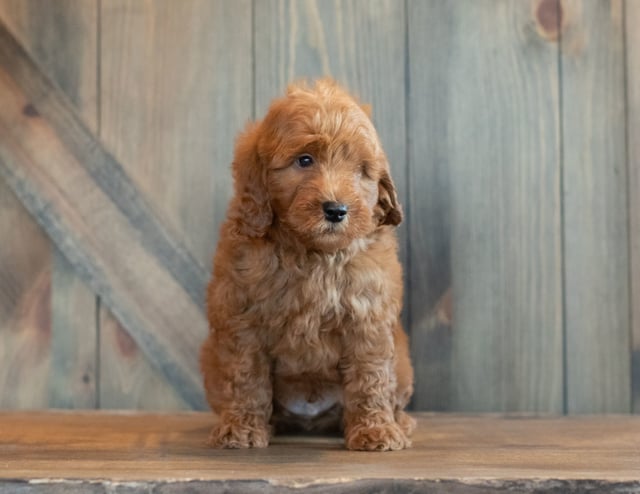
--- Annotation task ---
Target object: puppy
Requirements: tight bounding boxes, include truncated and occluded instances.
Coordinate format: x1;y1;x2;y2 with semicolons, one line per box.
200;79;415;451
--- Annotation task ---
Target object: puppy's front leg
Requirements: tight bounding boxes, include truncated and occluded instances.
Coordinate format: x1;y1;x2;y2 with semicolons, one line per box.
340;327;410;451
201;330;272;448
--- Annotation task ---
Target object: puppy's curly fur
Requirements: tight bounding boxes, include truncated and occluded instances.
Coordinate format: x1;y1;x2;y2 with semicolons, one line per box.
200;79;415;451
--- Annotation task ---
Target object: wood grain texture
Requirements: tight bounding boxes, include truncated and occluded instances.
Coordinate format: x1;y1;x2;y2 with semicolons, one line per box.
0;20;207;409
0;481;636;494
0;182;51;409
99;0;251;409
408;0;563;412
0;0;98;123
561;0;630;413
253;0;409;323
48;252;97;408
627;0;640;414
0;5;52;409
0;412;639;492
99;309;188;410
0;0;97;409
406;0;454;411
100;0;250;268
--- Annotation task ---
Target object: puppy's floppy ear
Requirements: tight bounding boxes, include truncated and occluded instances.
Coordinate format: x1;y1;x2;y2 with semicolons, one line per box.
229;122;272;237
378;169;403;226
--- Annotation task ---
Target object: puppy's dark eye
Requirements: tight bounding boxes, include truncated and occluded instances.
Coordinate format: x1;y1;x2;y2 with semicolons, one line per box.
296;154;314;168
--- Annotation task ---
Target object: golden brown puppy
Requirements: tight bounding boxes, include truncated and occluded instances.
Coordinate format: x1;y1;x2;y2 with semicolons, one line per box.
200;79;414;451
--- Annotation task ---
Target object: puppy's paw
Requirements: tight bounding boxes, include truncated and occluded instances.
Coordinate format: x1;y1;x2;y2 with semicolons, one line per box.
395;410;417;436
207;418;270;449
345;421;411;451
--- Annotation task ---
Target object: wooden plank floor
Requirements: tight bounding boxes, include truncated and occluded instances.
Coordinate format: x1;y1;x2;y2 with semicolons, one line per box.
0;412;639;493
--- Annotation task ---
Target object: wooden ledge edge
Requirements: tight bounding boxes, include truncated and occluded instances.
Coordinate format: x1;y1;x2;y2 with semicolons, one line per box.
2;478;640;494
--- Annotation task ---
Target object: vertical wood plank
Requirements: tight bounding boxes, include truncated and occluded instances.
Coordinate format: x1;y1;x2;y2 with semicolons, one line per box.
49;252;97;408
0;0;98;408
408;0;563;411
406;0;454;411
254;0;409;326
0;182;51;408
561;0;630;413
99;0;252;409
99;311;187;410
626;0;640;413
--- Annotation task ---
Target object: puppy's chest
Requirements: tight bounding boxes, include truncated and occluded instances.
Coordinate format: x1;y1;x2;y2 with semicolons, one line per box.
266;266;346;373
264;260;350;334
250;251;388;374
254;255;362;337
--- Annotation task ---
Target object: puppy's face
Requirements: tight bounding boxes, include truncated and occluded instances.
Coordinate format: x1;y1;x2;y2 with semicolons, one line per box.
257;83;401;251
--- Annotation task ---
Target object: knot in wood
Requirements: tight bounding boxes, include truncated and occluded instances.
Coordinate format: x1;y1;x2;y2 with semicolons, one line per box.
534;0;563;41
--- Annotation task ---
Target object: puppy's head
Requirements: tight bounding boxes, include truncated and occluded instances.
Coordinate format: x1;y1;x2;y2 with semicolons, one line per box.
230;79;401;251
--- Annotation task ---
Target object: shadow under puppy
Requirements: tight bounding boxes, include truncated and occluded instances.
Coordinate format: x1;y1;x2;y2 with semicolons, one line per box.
200;79;415;451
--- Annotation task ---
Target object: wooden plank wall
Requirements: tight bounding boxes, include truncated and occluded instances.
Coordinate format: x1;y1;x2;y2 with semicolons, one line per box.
96;0;252;409
0;0;636;413
0;0;97;409
562;0;629;413
409;0;563;412
628;0;640;414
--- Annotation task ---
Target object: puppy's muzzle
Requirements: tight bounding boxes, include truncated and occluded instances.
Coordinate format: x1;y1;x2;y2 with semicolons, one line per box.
322;201;348;223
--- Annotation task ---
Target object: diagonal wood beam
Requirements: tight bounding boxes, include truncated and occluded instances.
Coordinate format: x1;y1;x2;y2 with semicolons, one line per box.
0;19;209;409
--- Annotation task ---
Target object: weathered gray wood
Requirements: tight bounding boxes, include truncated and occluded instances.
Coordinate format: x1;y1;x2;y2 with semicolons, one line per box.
49;251;97;408
0;0;99;410
100;0;249;269
98;0;251;409
406;0;454;411
0;10;53;405
0;19;207;409
0;0;98;124
0;7;208;311
0;181;51;409
0;412;639;493
98;309;188;410
408;0;563;412
254;0;409;324
2;479;640;494
561;0;630;413
627;0;640;414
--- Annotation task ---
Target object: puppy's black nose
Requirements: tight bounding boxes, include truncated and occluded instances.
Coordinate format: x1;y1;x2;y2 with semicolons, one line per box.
322;201;348;223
